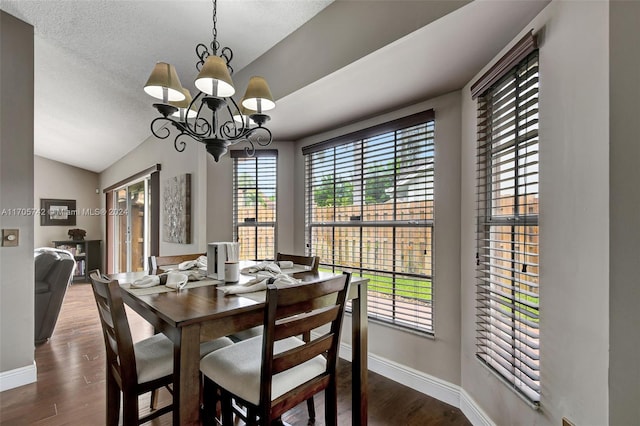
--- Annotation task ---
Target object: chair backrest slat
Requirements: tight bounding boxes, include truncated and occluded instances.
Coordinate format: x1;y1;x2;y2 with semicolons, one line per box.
276;253;320;272
273;278;345;307
272;334;334;375
148;253;205;270
273;305;340;341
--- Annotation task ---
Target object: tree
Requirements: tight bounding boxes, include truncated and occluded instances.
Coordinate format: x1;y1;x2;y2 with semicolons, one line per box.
365;163;393;204
314;175;353;207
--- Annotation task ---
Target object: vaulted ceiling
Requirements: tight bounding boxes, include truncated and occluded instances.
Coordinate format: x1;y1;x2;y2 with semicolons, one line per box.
1;0;549;172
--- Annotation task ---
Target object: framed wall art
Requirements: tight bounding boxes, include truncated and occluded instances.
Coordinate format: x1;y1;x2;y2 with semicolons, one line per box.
40;198;76;226
162;173;191;244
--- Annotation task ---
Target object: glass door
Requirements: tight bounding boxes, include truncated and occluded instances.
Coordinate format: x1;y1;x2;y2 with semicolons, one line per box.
113;178;150;272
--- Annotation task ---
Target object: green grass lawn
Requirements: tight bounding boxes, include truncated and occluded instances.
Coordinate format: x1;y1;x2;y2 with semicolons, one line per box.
320;267;432;302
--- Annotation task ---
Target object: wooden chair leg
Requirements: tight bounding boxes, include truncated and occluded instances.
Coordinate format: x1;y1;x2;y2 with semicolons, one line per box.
324;384;338;426
306;396;316;421
246;406;258;426
221;390;234;426
202;377;218;426
150;389;159;409
122;390;139;426
106;373;120;426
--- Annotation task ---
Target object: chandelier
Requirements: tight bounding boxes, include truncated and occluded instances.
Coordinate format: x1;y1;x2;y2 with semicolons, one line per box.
143;0;276;161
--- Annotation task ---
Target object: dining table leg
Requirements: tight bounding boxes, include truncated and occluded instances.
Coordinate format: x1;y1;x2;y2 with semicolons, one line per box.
174;324;202;426
352;280;368;425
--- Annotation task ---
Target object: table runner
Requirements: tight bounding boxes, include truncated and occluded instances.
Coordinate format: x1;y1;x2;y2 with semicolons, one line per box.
122;263;309;298
123;278;222;296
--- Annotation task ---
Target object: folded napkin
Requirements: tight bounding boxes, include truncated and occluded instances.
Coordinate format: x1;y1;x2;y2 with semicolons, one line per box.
178;255;208;271
182;269;208;281
276;260;294;269
218;273;300;295
240;261;282;275
165;272;189;290
131;275;161;288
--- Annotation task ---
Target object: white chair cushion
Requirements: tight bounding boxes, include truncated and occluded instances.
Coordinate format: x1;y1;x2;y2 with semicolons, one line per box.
229;325;262;342
199;336;234;356
200;335;327;405
135;334;234;384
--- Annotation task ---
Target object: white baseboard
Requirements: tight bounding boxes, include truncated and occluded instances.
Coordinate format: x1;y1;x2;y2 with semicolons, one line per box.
338;341;494;426
0;361;37;392
460;389;496;426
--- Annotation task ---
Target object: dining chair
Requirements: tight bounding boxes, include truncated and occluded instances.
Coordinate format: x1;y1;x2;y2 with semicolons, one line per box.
276;252;320;272
147;252;205;272
200;272;351;426
88;270;234;425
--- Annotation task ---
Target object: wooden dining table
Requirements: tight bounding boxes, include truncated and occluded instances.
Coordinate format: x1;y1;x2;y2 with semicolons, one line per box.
110;266;368;425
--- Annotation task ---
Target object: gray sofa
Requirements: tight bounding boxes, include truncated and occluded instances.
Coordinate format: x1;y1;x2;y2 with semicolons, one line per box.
34;248;75;344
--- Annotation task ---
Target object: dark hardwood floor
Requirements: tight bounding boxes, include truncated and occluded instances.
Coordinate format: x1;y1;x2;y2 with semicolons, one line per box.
0;283;470;425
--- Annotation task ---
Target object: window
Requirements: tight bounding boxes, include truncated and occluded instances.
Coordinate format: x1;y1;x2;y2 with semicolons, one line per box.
232;150;277;261
475;48;540;403
303;111;435;333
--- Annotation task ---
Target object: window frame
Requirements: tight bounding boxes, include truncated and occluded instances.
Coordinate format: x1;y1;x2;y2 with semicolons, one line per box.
232;149;278;261
303;110;436;334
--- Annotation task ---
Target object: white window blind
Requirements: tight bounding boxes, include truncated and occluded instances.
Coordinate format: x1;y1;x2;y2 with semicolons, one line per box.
232;150;277;261
303;111;435;333
475;50;540;404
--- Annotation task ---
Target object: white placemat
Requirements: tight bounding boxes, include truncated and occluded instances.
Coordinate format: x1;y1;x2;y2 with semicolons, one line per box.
237;290;267;303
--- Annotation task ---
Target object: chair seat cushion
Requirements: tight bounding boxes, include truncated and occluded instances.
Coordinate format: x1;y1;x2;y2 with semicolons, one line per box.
135;334;234;384
228;325;262;343
200;335;326;405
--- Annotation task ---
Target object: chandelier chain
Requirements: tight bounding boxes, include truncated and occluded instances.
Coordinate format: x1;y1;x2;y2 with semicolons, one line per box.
211;0;218;55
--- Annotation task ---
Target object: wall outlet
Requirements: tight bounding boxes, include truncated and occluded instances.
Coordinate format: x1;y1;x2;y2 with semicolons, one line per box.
2;229;19;247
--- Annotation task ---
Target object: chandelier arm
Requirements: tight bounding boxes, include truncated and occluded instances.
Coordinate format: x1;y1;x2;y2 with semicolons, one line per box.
194;117;212;137
195;43;210;71
180;92;211;138
228;97;246;133
219;120;239;140
217;100;245;140
220;47;233;74
173;134;187;153
150;117;173;140
243;140;256;157
248;126;274;147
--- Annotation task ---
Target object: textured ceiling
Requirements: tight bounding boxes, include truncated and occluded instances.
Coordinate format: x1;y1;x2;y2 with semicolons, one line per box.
1;0;550;173
1;0;333;172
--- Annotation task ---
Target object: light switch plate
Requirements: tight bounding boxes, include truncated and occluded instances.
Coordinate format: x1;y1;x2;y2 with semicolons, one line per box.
2;229;19;247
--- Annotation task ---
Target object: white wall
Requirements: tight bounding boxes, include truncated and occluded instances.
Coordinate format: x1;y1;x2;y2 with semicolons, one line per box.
609;1;640;423
33;156;101;248
293;91;463;387
100;133;208;262
460;2;609;425
0;11;36;388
